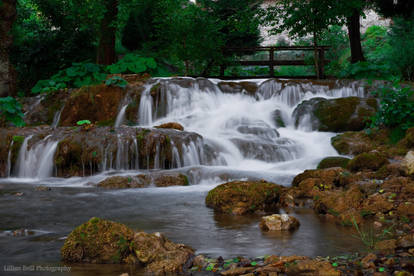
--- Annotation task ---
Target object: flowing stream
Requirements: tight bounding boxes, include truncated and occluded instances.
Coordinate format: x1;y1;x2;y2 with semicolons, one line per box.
0;78;367;275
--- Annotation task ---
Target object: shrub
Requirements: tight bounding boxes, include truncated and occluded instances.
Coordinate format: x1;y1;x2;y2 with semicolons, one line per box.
0;97;25;127
107;54;157;74
370;80;414;133
105;76;128;89
32;62;106;94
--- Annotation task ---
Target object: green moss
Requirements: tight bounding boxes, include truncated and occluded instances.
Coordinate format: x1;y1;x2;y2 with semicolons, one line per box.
347;152;389;172
12;135;25;143
317;157;351;169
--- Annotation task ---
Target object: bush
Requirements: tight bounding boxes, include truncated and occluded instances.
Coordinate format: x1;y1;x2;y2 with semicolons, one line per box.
31;63;106;94
0;97;25;127
107;54;157;74
370;80;414;133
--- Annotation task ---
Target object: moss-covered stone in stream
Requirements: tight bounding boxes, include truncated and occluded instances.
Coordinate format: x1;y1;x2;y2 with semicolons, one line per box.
205;181;284;215
61;217;135;264
317;157;351;169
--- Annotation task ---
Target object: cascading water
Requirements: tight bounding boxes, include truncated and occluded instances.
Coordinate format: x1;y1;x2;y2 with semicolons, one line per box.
6;140;14;177
51;106;64;128
15;135;59;179
138;78;366;183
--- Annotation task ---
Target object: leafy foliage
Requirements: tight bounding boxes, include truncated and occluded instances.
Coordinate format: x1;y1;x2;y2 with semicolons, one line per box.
107;54;157;74
105;76;128;89
76;120;91;126
31;63;106;94
370;80;414;132
0;97;25;127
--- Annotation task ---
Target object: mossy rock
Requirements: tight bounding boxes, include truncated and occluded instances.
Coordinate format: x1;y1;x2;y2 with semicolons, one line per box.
61;217;135;264
317;157;351;169
293;97;377;132
347;151;390;172
205;181;284;215
154;122;184;131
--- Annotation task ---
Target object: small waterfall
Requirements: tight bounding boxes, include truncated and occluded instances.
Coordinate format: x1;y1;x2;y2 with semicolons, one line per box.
16;135;59;178
171;142;182;168
115;135;130;170
114;104;128;128
153;142;160;169
133;138;139;170
51;106;64;128
6;140;14;177
138;86;154;125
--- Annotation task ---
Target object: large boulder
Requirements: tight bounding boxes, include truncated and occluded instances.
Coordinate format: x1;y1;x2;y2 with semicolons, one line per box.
293;97;378;132
61;218;194;275
61;217;135;264
260;214;300;231
205;181;284;215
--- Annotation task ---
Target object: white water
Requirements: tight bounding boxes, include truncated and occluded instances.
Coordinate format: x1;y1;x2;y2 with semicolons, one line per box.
16;135;59;179
6;140;14;177
136;78;364;183
51;106;64;128
7;78;366;184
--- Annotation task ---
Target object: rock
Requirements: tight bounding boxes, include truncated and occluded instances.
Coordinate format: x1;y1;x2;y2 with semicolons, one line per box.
292;167;346;188
347;151;389;172
205;181;284;215
61;218;194;275
361;194;394;215
218;81;258;95
61;217;135;264
97;173;189;189
259;214;300;231
271;110;286;128
154;122;184;131
317;156;351;169
362;253;377;269
35;186;51;191
293;97;378;132
375;239;397;253
397;234;414;248
402;151;414;175
285;259;341;276
220;267;255;276
133;231;194;275
97;176;147;189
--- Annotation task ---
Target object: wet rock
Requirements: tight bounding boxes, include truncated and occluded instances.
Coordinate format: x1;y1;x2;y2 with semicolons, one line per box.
205;181;284;215
61;218;194;275
154;122;184;131
317;156;351;169
97;176;147;189
361;194;394;215
293;97;378;132
402;151;414;175
347;151;389;172
97;173;189;189
259;214;300;231
35;186;51;191
313;184;364;225
220;267;255;276
218;81;258;95
292;167;346;189
285;259;341;276
133;231;194;275
61;217;135;264
271;110;286;128
60;84;129;126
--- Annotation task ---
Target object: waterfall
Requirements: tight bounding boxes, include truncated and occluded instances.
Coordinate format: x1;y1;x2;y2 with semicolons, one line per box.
138;85;155;126
6;140;14;177
16;135;59;178
51;106;64;128
114;104;128;128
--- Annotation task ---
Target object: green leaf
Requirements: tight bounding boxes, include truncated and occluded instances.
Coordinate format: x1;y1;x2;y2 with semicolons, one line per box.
76;120;91;126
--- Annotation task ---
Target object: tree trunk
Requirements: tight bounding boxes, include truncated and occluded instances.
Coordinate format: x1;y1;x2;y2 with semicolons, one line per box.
0;0;17;97
97;0;118;65
346;9;365;63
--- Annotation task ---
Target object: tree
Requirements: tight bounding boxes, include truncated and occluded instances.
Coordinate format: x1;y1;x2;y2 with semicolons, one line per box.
96;0;119;65
263;0;367;63
0;0;17;97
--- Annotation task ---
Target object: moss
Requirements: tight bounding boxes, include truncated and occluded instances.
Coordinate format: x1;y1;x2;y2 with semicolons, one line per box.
96;119;115;127
317;157;350;170
12;135;25;143
61;217;135;264
347;152;390;172
205;181;284;215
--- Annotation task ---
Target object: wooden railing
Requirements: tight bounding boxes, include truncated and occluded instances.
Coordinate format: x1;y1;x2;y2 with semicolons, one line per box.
217;46;330;79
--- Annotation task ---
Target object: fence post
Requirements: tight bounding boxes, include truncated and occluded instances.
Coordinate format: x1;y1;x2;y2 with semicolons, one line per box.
269;47;275;77
318;48;325;79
